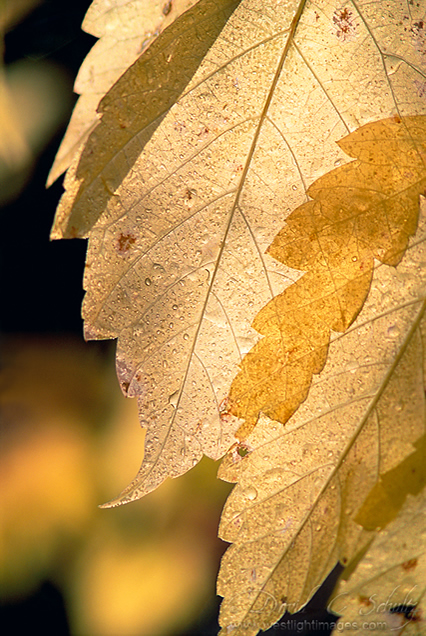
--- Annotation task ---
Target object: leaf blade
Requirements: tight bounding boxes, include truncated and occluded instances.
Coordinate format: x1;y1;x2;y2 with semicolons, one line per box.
52;0;426;516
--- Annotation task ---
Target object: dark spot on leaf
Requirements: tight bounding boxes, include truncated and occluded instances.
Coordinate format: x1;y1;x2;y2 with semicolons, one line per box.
415;79;426;98
358;595;373;607
69;226;79;238
333;7;358;41
116;233;136;254
238;446;249;457
197;126;210;137
121;381;130;394
163;1;172;16
401;558;418;571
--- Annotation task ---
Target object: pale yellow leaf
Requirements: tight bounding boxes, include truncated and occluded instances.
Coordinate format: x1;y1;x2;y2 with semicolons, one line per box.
46;0;198;186
0;1;72;204
0;70;30;168
330;488;426;635
51;0;426;517
216;200;426;633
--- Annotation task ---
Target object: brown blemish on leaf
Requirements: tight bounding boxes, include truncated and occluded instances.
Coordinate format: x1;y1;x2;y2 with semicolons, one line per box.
162;1;172;16
401;558;418;571
116;232;136;254
389;604;420;622
121;380;130;394
333;7;358;41
229;116;426;439
358;595;373;608
174;121;186;133
68;226;79;239
415;80;426;99
411;20;426;56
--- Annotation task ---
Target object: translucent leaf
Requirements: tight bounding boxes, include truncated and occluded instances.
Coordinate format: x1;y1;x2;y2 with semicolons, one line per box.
228;116;426;438
331;488;426;635
51;0;426;516
47;0;198;186
216;199;426;634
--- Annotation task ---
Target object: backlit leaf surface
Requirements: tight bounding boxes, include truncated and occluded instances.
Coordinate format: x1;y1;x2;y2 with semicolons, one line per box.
51;0;426;509
50;2;426;628
331;488;426;635
47;0;198;185
217;195;426;632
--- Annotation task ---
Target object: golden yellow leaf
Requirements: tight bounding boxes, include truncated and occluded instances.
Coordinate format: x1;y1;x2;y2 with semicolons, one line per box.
47;0;198;186
51;0;426;511
229;115;426;438
330;488;426;635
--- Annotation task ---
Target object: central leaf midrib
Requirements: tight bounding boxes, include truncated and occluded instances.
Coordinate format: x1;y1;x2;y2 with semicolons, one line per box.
143;0;310;480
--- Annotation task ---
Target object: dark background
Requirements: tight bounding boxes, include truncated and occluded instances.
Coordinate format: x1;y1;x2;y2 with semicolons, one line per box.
0;1;340;633
1;0;92;336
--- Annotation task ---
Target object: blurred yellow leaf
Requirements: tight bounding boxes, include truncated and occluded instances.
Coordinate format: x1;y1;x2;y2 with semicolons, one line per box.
0;0;72;204
0;0;41;33
1;337;229;634
72;529;215;636
0;72;29;167
0;337;106;598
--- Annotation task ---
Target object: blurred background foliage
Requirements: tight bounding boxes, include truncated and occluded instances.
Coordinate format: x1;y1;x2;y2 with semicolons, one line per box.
0;1;232;634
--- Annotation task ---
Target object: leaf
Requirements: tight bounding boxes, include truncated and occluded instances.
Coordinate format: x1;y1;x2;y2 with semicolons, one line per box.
50;0;426;633
330;488;426;635
216;115;426;633
46;0;198;186
217;272;426;634
228;115;426;439
51;0;426;512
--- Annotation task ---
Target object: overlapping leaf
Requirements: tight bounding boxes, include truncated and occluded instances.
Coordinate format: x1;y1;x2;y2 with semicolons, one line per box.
228;116;426;438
